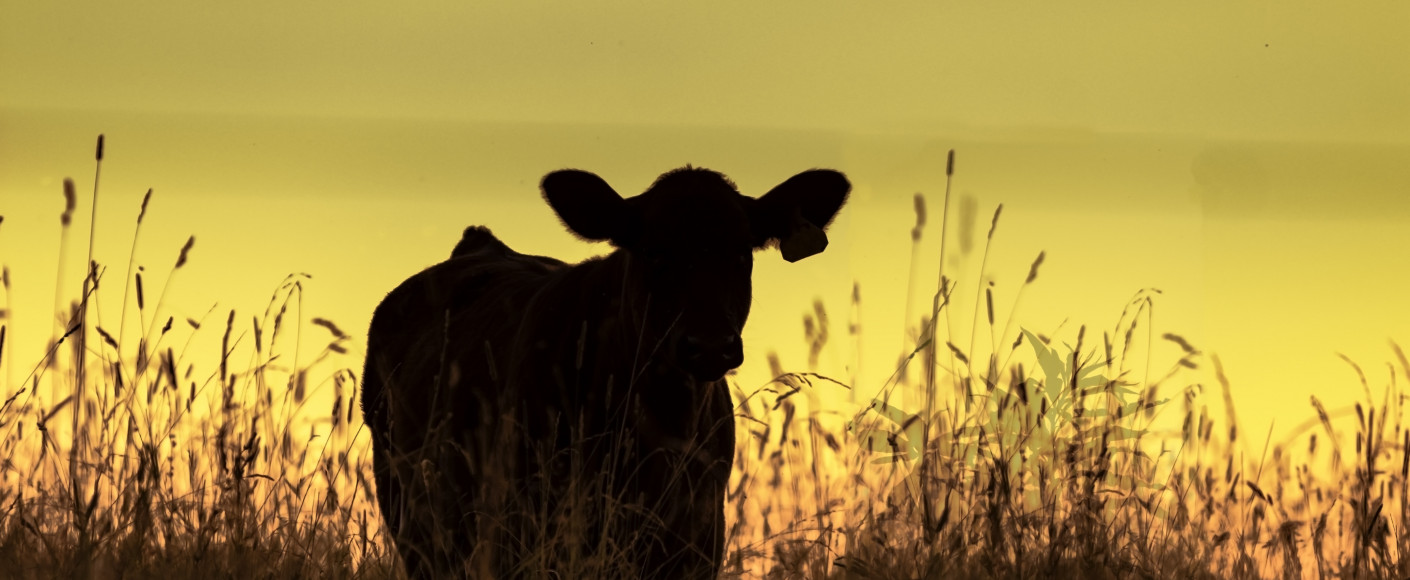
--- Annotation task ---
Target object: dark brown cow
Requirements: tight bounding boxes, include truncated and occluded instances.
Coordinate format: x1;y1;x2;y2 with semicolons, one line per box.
361;167;849;579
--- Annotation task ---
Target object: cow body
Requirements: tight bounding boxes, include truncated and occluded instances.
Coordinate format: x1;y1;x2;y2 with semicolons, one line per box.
362;167;848;579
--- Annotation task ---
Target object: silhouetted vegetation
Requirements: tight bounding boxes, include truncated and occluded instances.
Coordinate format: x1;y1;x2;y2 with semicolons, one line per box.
2;140;1407;579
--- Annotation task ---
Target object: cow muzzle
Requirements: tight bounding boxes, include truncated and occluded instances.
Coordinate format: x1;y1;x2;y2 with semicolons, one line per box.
677;333;744;381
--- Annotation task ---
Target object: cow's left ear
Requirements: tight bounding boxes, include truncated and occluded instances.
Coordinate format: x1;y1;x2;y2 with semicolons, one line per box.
542;170;640;245
750;170;850;262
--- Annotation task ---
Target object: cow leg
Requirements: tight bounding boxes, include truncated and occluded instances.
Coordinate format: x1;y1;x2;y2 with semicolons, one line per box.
383;447;474;579
364;368;439;579
369;445;441;579
653;384;735;579
369;403;465;579
378;449;433;579
371;444;419;578
643;486;725;580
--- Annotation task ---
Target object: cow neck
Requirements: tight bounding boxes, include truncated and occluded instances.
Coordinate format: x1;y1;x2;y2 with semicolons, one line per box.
529;248;696;397
535;248;638;352
597;249;648;347
584;249;668;375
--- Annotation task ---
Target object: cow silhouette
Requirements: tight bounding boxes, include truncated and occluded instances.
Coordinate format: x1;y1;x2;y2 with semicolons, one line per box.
361;167;849;579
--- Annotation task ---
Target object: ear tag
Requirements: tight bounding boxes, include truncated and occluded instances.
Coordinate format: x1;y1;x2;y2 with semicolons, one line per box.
779;213;828;263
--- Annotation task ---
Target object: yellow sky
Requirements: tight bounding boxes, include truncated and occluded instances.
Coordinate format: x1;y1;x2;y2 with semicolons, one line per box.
1;1;1408;447
3;1;1408;140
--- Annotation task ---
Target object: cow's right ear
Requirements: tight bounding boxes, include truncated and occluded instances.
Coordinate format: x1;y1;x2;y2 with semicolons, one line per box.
542;170;638;244
750;170;850;262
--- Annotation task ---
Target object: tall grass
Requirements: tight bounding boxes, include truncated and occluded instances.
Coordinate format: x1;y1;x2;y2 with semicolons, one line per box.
0;137;387;579
2;139;1408;578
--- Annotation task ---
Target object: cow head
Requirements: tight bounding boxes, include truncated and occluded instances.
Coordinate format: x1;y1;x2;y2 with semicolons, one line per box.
542;167;849;382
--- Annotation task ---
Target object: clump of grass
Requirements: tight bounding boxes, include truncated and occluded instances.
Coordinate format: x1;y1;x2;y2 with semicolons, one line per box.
0;137;386;579
722;150;1410;579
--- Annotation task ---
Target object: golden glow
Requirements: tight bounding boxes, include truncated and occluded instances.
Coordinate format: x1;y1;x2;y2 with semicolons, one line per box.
4;1;1408;137
1;2;1408;568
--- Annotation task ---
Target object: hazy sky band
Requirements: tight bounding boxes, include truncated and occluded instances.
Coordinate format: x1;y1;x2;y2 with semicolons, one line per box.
2;1;1407;142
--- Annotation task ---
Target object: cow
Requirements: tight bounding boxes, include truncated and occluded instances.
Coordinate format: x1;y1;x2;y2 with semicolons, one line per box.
361;166;850;579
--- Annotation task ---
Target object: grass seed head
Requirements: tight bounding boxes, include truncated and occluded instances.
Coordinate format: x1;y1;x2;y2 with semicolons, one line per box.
62;179;77;226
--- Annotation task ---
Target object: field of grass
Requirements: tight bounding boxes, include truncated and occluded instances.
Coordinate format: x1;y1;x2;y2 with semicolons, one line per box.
2;139;1409;579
